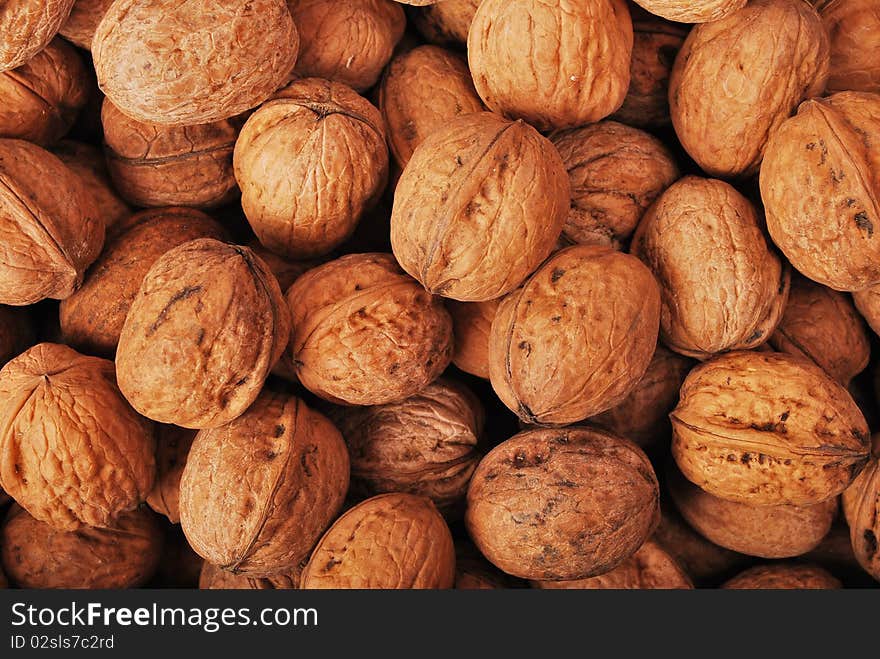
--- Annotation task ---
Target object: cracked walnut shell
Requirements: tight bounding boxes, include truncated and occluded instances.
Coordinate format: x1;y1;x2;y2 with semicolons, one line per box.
0;0;75;72
633;0;746;23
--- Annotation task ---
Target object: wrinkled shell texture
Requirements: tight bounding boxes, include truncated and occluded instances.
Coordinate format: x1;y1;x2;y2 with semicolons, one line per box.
234;78;388;259
723;563;842;589
631;176;788;359
0;0;75;72
116;239;290;429
286;253;453;406
671;351;870;506
816;0;880;94
842;455;879;580
466;427;660;581
52;140;130;230
634;0;746;23
0;139;103;306
448;298;500;379
198;562;299;590
669;0;830;178
146;425;196;524
654;509;746;583
468;0;633;131
59;0;115;50
489;245;661;426
1;505;162;589
411;0;480;45
391;112;569;302
551;121;679;248
92;0;299;125
760;92;880;292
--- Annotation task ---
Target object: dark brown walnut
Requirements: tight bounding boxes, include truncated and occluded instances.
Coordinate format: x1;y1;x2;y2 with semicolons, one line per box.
466;427;660;581
145;425;195;524
0;0;75;72
631;177;789;359
59;208;227;357
288;0;405;92
814;0;880;94
1;505;162;589
489;245;661;426
671;350;870;506
92;0;299;125
59;0;114;50
198;562;300;590
301;493;455;589
761;92;880;292
0;138;103;306
448;299;500;380
722;563;842;589
234;78;388;259
391;112;569;302
286;253;452;406
468;0;633;131
410;0;480;46
669;0;829;178
0;306;33;368
551;121;679;248
52;140;130;231
102;100;240;209
842;452;880;581
116;239;290;429
633;0;746;22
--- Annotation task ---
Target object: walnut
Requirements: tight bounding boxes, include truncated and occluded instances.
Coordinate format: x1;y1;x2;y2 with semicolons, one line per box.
466;427;660;580
722;563;842;589
245;240;316;293
633;0;746;22
671;350;870;506
116;239;290;429
448;299;500;380
0;0;75;72
410;0;480;46
841;451;880;581
301;493;455;589
286;253;453;405
234;78;388;259
489;245;660;426
391;112;569;301
0;306;33;368
145;425;195;524
92;0;299;125
52;140;130;231
468;0;633;131
669;0;829;178
854;285;880;337
814;0;880;94
59;0;114;50
199;562;300;590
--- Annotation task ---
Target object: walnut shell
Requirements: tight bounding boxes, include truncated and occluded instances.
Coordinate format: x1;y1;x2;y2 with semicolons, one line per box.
288;0;405;92
551;121;679;249
234;78;388;259
391;112;569;302
286;253;453;405
0;306;33;368
410;0;479;46
669;0;830;178
841;454;880;580
92;0;299;125
468;0;633;131
52;140;130;231
198;562;300;590
760;92;880;292
0;0;75;72
448;299;500;380
301;493;455;589
466;427;660;581
815;0;880;94
146;425;195;524
59;0;114;50
722;563;842;589
671;350;870;506
631;176;789;359
116;239;290;429
633;0;746;22
489;245;661;426
0;138;103;306
60;208;228;357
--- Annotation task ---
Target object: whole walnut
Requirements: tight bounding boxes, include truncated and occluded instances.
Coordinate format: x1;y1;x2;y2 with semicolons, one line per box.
1;505;162;589
466;427;660;581
301;493;455;589
0;0;75;72
722;563;842;589
0;343;155;530
235;78;388;259
59;0;114;50
180;391;349;576
669;0;830;178
199;562;300;590
0;139;103;306
631;177;789;359
116;239;290;429
0;306;33;368
814;0;880;94
760;92;880;292
92;0;299;125
286;253;453;406
410;0;480;46
391;112;569;302
489;245;660;426
633;0;746;22
288;0;404;92
146;425;195;524
551;121;679;248
671;351;870;507
52;140;130;231
448;299;500;379
842;452;880;581
60;208;227;357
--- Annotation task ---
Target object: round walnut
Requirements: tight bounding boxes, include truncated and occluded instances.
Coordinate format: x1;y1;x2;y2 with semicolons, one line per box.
722;563;842;589
0;306;33;368
671;350;871;507
0;343;156;531
301;493;455;589
52;140;130;231
0;139;103;306
288;0;405;92
60;208;227;357
631;176;789;359
448;299;500;380
551;121;679;248
1;505;162;589
814;0;880;94
146;425;196;524
180;391;349;576
489;245;660;426
411;0;480;46
92;0;299;125
199;562;300;590
654;508;746;585
59;0;114;50
234;78;388;259
116;239;290;429
633;0;746;22
669;0;830;178
286;253;453;406
761;92;880;292
466;427;660;581
0;0;75;72
842;453;880;581
391;112;569;302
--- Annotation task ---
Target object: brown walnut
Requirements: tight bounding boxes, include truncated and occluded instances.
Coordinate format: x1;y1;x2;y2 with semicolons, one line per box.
814;0;880;94
410;0;480;46
853;284;880;337
633;0;746;22
146;425;196;524
198;562;300;590
448;299;500;380
841;452;880;581
722;563;842;589
59;0;114;50
52;140;130;231
0;0;75;72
